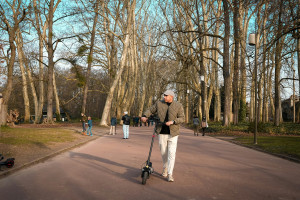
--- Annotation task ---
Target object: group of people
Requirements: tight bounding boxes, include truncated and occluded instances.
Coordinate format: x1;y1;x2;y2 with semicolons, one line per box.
108;112;131;138
192;115;208;136
80;113;93;136
109;113;156;137
80;89;208;183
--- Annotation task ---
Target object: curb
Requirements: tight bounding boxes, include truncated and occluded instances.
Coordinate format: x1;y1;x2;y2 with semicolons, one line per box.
0;135;100;179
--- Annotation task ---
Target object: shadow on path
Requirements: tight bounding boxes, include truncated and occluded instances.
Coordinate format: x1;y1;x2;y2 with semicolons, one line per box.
69;151;141;185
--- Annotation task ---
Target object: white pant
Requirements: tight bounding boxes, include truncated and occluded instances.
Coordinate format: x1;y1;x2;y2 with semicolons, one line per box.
158;134;178;175
123;125;129;138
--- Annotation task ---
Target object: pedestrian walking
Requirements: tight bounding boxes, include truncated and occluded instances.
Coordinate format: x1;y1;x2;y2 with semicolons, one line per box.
201;116;208;136
139;116;142;127
86;116;93;136
80;113;87;135
110;116;117;135
149;115;154;126
192;115;200;136
141;89;185;182
122;111;130;139
133;116;139;127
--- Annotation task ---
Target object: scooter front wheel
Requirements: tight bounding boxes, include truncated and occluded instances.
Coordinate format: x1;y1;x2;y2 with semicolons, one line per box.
142;171;148;185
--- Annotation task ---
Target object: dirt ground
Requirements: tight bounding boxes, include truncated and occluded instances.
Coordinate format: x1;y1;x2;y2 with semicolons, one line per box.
0;123;110;177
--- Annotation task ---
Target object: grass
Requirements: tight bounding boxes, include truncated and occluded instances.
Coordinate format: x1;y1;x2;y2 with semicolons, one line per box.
185;121;300;162
206;121;300;135
234;136;300;161
0;126;77;146
1;122;300;163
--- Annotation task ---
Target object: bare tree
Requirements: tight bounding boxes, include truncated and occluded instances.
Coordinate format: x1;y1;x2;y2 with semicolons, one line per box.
0;1;26;125
232;0;241;125
80;0;100;115
99;0;136;126
221;0;231;126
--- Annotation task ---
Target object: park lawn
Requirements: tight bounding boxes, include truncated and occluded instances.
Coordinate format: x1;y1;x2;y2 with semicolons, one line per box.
234;136;300;161
0;126;77;146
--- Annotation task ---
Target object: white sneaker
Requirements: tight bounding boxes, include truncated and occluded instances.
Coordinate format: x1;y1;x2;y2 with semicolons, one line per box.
161;168;167;177
168;174;174;182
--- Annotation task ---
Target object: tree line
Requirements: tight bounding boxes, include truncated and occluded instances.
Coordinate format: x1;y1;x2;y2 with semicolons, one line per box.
0;0;299;127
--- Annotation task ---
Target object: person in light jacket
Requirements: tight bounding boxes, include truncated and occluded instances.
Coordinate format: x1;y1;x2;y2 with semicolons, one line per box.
141;90;184;182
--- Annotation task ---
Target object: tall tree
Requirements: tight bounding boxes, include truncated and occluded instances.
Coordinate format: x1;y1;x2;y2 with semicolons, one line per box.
274;0;284;126
81;0;100;114
0;1;26;125
232;0;241;124
15;28;30;122
222;0;231;126
100;0;136;126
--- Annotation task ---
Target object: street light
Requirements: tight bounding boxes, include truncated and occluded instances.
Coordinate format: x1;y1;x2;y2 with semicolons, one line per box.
249;33;258;144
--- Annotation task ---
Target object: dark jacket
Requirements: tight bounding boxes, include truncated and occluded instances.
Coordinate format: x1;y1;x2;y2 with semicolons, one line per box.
111;117;117;126
193;117;200;125
122;114;131;125
143;99;185;137
81;115;87;122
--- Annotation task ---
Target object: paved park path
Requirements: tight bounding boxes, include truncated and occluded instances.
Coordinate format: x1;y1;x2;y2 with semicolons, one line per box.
0;125;299;200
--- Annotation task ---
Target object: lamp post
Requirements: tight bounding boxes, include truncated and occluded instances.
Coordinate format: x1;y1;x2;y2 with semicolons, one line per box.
249;33;258;144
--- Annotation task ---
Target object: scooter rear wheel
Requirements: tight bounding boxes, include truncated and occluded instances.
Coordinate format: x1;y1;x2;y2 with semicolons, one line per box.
142;171;148;185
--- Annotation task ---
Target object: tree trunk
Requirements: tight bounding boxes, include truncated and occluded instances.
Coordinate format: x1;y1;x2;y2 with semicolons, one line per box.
81;1;99;114
16;29;30;122
33;0;49;124
274;1;284;126
239;5;249;122
138;38;147;117
36;38;45;124
213;0;222;122
46;0;55;124
26;59;39;124
269;54;275;121
222;0;231;126
262;17;268;123
0;2;26;125
53;70;60;121
250;76;255;122
298;15;300;119
232;0;240;125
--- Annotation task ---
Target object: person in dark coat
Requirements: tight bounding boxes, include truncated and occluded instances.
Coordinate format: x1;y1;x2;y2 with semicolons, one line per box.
122;111;130;139
192;115;200;136
201;116;208;136
110;116;117;135
80;113;87;135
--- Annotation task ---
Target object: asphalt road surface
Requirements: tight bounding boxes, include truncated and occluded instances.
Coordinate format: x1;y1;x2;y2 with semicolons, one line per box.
0;125;299;200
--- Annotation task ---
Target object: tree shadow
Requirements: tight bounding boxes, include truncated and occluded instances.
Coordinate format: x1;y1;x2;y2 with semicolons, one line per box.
69;152;141;184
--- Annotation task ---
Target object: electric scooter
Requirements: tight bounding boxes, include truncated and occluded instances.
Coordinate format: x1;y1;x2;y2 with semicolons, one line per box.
141;117;162;185
0;154;15;171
